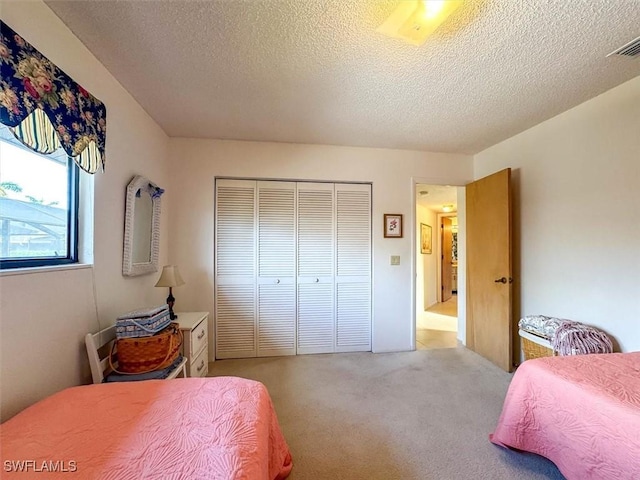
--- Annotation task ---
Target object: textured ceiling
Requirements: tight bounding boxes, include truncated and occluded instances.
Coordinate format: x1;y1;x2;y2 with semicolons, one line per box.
45;0;640;154
417;184;457;212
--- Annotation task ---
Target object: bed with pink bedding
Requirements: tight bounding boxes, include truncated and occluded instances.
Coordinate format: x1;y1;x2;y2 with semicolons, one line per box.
1;377;292;479
490;352;640;480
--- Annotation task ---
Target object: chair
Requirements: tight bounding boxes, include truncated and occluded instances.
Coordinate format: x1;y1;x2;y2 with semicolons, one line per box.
85;325;187;384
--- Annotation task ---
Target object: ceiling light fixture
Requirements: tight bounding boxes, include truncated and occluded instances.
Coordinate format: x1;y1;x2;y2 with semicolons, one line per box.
377;0;463;46
442;204;454;212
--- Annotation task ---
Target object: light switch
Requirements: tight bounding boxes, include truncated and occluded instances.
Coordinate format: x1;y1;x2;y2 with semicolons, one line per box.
390;255;400;265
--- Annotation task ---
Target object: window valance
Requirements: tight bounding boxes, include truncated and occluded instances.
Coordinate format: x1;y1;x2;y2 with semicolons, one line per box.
0;21;106;173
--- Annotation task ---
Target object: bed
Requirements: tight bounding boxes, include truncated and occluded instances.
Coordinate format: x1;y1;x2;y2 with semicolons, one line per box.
1;377;293;479
490;352;640;480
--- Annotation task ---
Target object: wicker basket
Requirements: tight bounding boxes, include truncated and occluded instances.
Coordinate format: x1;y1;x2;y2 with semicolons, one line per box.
116;305;171;339
519;329;554;360
111;323;183;374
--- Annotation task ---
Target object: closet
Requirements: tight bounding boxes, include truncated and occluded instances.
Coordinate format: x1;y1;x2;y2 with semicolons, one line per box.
215;179;371;359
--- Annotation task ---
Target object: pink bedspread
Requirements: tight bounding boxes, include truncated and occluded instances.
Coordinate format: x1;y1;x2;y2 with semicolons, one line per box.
1;377;292;479
490;352;640;480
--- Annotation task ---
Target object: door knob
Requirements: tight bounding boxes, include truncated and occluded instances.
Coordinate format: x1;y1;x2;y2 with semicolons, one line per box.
494;277;513;284
315;278;319;283
275;279;280;284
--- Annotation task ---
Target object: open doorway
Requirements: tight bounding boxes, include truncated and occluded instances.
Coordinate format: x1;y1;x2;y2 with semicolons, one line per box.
415;184;458;350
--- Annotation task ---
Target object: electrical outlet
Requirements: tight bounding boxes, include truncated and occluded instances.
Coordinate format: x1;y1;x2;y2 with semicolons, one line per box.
390;255;400;265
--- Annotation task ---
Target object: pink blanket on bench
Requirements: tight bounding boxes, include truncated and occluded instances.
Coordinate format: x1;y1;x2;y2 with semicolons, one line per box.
490;352;640;480
1;377;292;479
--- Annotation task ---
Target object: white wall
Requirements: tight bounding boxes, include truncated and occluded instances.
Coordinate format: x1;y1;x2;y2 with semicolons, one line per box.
168;138;473;357
0;1;170;420
474;76;640;352
416;204;438;312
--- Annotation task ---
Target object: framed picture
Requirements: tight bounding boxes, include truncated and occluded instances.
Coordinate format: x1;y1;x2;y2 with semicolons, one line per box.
384;214;403;238
420;223;432;254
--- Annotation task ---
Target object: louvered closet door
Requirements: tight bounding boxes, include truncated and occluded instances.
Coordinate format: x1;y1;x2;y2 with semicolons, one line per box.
215;179;257;359
297;183;335;354
257;181;296;357
335;183;372;352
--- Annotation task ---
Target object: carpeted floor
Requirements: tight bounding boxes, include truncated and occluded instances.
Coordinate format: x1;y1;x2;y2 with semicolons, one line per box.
208;347;565;479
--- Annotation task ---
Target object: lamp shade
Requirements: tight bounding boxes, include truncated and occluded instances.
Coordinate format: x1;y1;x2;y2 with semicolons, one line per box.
154;265;185;288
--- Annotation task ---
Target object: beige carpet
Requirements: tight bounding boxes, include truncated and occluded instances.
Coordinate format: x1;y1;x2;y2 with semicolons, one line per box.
208;348;564;479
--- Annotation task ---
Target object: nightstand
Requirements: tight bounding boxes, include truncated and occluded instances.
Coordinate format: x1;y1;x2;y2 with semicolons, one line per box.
175;312;209;377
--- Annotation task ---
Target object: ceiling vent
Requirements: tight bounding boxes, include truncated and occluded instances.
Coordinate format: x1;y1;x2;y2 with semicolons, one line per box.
607;36;640;58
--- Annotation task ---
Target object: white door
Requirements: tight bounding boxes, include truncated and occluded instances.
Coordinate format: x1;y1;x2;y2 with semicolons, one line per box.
335;183;372;352
215;179;372;358
256;181;297;357
215;179;257;359
296;182;335;354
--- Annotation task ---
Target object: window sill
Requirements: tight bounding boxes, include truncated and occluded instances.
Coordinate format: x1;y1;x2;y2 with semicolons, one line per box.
0;263;92;277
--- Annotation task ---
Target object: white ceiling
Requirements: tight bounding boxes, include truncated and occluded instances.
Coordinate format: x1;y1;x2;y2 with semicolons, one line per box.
417;183;457;213
45;0;640;154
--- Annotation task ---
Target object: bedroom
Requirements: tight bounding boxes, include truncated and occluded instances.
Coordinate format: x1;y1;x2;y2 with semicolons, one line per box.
0;0;639;478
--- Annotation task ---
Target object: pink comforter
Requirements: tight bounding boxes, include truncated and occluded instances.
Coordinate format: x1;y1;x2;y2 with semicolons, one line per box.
1;377;292;479
490;352;640;480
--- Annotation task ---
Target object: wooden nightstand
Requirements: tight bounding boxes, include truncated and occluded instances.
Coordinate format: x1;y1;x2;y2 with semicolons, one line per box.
175;312;209;377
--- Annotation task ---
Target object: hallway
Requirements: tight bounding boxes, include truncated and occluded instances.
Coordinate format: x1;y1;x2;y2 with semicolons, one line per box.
416;296;458;350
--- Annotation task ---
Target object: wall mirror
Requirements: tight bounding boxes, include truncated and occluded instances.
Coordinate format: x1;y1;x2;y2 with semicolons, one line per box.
122;175;163;276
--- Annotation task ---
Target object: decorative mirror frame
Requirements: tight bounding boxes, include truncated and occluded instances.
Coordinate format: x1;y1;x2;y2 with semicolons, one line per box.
122;175;163;276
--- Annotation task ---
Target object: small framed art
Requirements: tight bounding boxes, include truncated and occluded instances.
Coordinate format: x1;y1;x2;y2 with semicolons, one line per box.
384;214;403;238
420;223;432;254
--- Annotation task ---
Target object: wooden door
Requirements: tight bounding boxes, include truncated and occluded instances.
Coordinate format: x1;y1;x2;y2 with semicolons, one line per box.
466;168;513;372
441;217;453;302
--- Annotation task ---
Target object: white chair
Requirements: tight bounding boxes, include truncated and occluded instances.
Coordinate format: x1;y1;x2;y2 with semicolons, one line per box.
85;325;187;384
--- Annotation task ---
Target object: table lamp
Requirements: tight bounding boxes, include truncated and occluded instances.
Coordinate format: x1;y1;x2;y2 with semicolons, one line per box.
155;265;185;320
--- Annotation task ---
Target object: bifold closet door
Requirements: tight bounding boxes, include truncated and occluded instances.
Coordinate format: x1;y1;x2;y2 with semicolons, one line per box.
256;181;296;357
296;183;335;354
216;179;371;359
335;183;371;352
215;179;257;359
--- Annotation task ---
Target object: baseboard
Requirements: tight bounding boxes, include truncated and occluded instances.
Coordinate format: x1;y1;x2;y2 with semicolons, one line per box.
372;347;415;354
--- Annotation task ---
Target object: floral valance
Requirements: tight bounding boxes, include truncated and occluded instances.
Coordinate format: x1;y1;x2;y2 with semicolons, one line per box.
0;21;106;173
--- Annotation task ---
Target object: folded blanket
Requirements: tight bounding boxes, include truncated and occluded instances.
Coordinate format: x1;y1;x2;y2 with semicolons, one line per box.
518;315;564;339
104;355;184;382
519;315;613;356
117;304;168;320
552;322;613;356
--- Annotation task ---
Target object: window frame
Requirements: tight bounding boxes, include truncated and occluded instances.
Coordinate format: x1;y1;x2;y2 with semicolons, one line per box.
0;154;80;270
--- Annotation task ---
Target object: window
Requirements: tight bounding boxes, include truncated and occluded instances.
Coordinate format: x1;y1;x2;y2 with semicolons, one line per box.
0;128;79;269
